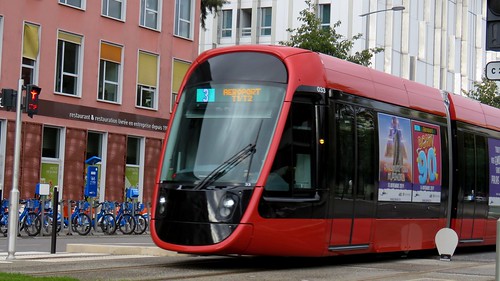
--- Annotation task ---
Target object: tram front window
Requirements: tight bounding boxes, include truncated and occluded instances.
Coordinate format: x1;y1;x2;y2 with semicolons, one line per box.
160;83;285;188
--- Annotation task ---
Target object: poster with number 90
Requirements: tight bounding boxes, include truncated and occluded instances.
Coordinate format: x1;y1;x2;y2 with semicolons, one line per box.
411;121;441;202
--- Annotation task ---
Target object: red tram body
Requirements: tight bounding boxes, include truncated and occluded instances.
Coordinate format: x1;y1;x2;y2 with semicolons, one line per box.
151;45;500;257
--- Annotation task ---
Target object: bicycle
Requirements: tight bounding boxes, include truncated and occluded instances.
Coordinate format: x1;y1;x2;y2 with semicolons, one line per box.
19;199;41;236
114;202;136;235
68;200;91;235
0;199;8;236
124;201;148;235
91;201;116;235
40;200;64;236
41;200;90;235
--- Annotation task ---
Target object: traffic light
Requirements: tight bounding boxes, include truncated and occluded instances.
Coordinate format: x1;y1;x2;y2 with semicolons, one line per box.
487;0;500;51
1;88;16;111
25;84;41;118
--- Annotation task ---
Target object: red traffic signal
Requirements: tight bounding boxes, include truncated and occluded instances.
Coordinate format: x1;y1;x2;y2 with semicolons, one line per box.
25;84;41;118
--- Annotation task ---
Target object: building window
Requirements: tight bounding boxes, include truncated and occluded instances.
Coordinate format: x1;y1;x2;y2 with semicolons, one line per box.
240;9;252;37
86;131;103;160
126;136;142;192
127;137;141;165
140;0;160;30
98;42;122;103
42;127;61;159
175;0;193;38
55;31;82;96
171;59;190;112
137;51;158;109
59;0;85;9
318;4;331;30
102;0;125;20
22;58;35;85
260;7;272;36
22;23;40;85
221;10;233;37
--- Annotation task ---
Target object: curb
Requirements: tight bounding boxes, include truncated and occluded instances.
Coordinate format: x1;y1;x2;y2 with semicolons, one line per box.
66;244;182;257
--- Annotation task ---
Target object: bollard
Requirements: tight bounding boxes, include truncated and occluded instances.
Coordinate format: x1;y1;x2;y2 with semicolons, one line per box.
90;200;95;234
50;187;58;254
39;198;45;237
67;199;72;235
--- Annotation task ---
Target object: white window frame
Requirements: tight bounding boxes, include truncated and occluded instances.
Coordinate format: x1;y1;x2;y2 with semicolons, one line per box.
22;58;36;85
140;0;161;30
240;8;252;37
260;7;272;36
55;32;83;97
125;136;145;202
137;85;156;109
102;0;126;21
59;0;86;10
221;9;233;38
318;4;331;30
86;131;107;201
40;126;66;201
174;0;194;39
98;60;121;103
22;22;40;86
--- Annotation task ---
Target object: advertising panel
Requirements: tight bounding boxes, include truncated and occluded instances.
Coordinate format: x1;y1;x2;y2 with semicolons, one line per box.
489;138;500;206
411;121;442;202
378;113;413;202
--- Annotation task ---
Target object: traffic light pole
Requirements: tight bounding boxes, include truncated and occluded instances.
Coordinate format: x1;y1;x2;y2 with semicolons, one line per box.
7;79;24;260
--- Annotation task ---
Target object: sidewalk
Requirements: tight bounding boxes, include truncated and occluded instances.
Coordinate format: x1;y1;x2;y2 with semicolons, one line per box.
65;242;181;256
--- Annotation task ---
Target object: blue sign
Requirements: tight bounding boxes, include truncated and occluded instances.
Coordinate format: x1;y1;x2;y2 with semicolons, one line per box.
85;166;98;197
196;89;215;102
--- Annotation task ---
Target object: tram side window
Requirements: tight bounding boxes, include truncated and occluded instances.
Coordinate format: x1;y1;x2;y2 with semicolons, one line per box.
462;133;488;200
335;104;355;199
265;100;315;197
476;137;488;199
356;108;376;200
334;105;376;201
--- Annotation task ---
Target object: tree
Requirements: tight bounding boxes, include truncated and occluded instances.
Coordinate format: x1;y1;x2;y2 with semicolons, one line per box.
201;0;227;30
280;0;383;66
462;77;500;108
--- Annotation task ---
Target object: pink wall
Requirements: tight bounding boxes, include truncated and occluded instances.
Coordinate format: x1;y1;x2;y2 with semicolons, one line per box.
0;0;200;123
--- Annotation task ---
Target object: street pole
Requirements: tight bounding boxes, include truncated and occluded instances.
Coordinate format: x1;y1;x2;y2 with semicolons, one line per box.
7;79;24;260
360;6;405;50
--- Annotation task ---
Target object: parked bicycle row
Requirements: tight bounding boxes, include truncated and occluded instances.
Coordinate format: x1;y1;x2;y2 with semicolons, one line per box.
0;199;150;237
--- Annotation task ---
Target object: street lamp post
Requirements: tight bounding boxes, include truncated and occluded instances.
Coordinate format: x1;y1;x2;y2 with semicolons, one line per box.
360;6;405;50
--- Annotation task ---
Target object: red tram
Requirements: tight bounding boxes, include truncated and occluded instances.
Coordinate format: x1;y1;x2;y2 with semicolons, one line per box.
151;45;500;257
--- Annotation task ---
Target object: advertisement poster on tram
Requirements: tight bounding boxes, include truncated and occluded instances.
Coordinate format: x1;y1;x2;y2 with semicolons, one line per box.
489;138;500;206
411;121;441;203
378;113;413;202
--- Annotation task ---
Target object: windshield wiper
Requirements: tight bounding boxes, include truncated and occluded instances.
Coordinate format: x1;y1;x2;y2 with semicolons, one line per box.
194;144;256;190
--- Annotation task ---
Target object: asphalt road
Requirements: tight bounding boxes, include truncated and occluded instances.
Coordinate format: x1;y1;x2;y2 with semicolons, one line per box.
0;232;154;253
0;234;497;281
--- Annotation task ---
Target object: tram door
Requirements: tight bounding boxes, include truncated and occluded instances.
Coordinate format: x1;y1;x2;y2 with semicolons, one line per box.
329;103;376;250
457;133;488;241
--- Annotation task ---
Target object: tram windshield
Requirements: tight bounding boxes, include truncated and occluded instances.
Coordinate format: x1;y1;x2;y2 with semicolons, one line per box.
160;82;286;187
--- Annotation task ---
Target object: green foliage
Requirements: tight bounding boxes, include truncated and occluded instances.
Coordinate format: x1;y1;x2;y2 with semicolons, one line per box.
279;0;383;66
201;0;227;30
462;77;500;108
0;272;78;281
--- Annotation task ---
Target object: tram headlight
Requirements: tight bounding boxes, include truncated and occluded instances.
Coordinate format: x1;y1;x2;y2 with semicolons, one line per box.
158;196;167;215
218;194;238;221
